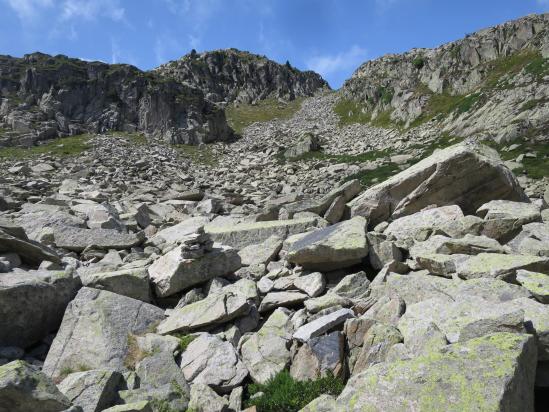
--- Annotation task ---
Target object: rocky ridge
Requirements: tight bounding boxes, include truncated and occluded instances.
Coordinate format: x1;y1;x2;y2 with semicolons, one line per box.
154;48;329;105
340;13;549;142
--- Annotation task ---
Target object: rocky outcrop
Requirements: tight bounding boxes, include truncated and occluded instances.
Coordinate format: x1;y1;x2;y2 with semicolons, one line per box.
349;142;527;227
0;52;233;146
155;48;329;104
340;13;549;142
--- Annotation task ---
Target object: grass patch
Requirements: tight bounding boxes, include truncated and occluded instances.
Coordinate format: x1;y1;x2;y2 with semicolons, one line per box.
170;333;197;352
174;144;219;166
524;54;549;80
244;370;345;412
343;163;401;187
482;138;549;179
124;334;152;371
226;98;304;135
371;109;396;128
482;50;542;90
409;91;483;128
0;134;91;160
109;131;148;145
410;133;464;160
333;99;371;126
281;148;392;164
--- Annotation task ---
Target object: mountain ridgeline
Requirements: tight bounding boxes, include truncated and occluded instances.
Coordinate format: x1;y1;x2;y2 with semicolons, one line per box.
155;48;329;104
339;13;549;142
0;50;328;147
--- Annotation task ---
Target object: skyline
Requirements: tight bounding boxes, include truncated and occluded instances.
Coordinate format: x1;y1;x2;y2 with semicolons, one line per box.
1;0;548;88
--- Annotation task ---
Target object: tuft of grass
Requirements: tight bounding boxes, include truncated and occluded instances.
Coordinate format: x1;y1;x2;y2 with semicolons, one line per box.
226;98;304;135
370;109;397;129
170;333;197;352
343;163;401;188
124;334;151;371
0;134;92;159
482;50;542;90
174;144;219;166
244;370;345;412
333;99;371;126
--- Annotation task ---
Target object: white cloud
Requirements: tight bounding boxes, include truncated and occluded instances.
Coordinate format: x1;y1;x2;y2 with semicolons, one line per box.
306;45;368;78
61;0;125;22
4;0;53;22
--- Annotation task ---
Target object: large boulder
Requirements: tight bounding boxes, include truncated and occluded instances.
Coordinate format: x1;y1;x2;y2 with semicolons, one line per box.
397;295;526;344
334;333;537;411
148;244;241;297
179;333;248;393
58;369;123;412
287;216;368;270
349;142;527;228
156;288;250;335
0;360;71;412
508;222;549;256
240;308;293;384
42;288;165;379
0;269;81;348
476;200;541;242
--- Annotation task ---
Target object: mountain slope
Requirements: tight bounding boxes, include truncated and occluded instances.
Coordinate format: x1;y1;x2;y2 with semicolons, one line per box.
338;13;549;143
155;48;329;104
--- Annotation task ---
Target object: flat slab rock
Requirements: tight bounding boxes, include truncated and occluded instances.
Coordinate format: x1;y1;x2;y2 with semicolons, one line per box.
53;227;144;251
287;216;368;271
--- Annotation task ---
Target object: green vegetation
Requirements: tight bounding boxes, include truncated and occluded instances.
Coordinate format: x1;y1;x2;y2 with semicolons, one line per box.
377;86;394;105
109;131;148;145
412;56;425;70
482;50;542;90
519;98;546;112
226;98;304;134
174;143;219;166
0;134;91;159
524;54;549;80
333;99;371;126
412;133;463;160
343;163;401;187
482;137;549;179
171;333;197;352
124;334;152;371
244;370;345;412
282;148;392;164
409;90;483;128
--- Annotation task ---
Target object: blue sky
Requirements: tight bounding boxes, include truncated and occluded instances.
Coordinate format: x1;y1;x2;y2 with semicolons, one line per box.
1;0;548;88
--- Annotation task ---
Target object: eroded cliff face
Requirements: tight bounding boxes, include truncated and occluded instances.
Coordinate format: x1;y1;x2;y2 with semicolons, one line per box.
155;48;330;104
0;53;233;146
340;13;549;142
